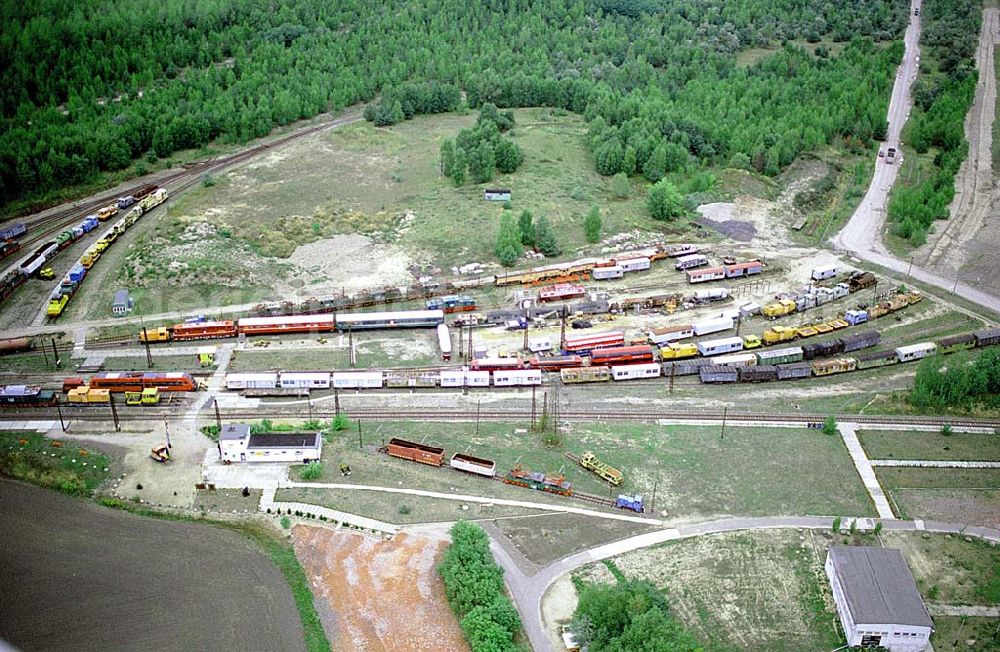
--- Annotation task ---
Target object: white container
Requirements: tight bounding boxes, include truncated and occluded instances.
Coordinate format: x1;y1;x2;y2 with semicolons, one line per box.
717;308;740;323
693;317;733;336
592;265;624;280
697;336;744;356
278;372;331;389
611;363;661;380
528;337;553;353
332;371;383;389
712;352;756;367
492;369;543;387
465;371;490;387
618;257;651;273
440;370;467;388
675;254;708;270
437;323;452;360
225;373;278;390
649;324;694;345
895;342;937;362
811;265;837;281
739;302;761;316
694;288;729;301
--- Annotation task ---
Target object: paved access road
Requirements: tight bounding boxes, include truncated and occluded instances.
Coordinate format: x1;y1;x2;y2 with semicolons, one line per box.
832;1;1000;316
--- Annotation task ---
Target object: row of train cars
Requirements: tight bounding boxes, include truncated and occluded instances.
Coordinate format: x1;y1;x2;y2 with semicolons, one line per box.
0;185;166;306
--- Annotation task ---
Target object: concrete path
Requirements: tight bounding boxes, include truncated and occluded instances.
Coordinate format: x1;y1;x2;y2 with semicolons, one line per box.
872;460;1000;468
260;487;398;535
839;422;896;519
926;604;1000;617
0;421;59;432
499;516;1000;652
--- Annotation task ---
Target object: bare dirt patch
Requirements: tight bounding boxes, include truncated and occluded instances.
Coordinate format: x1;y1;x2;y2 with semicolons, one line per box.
894;488;1000;530
292;526;468;652
288;234;414;293
0;479;305;652
489;512;658;566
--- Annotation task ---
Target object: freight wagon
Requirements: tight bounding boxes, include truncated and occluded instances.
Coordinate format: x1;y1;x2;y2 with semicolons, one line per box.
528;337;553;353
895;343;937;362
687;266;726;283
738;365;779;382
560;366;611;383
238;314;336;335
538;284;586;302
661;359;710;376
697;336;743;356
712;352;757;368
590;345;655;366
592;265;624;280
811;265;837;281
666;244;700;257
776;362;812;380
226;373;279;390
562;330;625;354
449;453;496;477
724;261;763;277
437;323;452;360
172;321;238;340
975;328;1000;347
503;466;572;496
611;363;661;380
425;295;475;313
802;339;845;360
855;350;898;370
617;257;650;273
649;324;694;345
440;369;491;387
755;346;804;365
811;358;857;376
279;373;331;389
335;310;444;330
0;222;26;240
840;330;881;353
529;355;584;371
0;337;32;355
470;358;525;372
936;333;976;354
845;310;869;326
693;288;729;302
699;365;738;383
385;372;439;389
0;385;58;407
386;438;444;466
332;371;384;389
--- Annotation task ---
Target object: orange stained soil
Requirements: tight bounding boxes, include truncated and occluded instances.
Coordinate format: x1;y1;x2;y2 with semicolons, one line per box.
293;526;469;652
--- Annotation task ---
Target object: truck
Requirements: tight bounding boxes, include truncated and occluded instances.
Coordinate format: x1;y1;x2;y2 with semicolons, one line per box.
885;147;897;164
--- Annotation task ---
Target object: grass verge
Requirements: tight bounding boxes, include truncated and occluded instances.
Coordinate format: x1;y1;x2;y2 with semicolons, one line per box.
0;430;110;495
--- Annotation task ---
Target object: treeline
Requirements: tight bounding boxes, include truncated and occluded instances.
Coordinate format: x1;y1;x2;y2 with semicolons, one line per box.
571;577;704;651
438;522;522;652
889;0;981;245
1;0;910;207
909;349;1000;410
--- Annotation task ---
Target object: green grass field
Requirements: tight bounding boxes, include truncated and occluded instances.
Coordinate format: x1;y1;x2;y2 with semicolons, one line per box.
878;468;1000;526
287;420;872;520
859;429;1000;461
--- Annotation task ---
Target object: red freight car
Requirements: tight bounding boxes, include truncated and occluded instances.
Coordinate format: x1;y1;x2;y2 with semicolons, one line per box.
236;314;336;335
386;438;445;466
528;355;585;371
590;345;656;366
87;372;198;392
469;357;525;372
562;330;626;354
538;284;586;302
171;321;238;341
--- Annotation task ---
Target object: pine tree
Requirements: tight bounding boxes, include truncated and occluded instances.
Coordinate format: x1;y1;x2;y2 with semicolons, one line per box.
452;147;467;187
647;179;685;221
494;213;522;266
495;138;523;174
584;205;602;243
440;139;455;177
611;172;631;198
518;210;535;247
535;216;560;256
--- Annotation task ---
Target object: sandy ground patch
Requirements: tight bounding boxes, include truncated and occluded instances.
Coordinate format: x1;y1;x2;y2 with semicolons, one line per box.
292;526;468;652
541;575;579;649
894;488;1000;529
288;234;414;293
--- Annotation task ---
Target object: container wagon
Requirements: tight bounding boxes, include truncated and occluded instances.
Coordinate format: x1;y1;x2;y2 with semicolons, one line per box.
332;371;384;389
699;365;738;384
776;362;812;380
386;438;444;466
437;323;452;361
440;369;490;388
561;366;611;383
226;373;279;390
755;346;804;365
855;350;898;370
335;309;445;330
895;343;937;362
592;265;624;280
493;370;542;386
840;330;881;353
738;365;779;382
697;336;743;357
675;254;708;270
611;363;661;380
618;257;651;273
279;373;331;389
802;339;845;360
687;266;726;283
449;453;497;477
936;333;976;354
811;358;857;376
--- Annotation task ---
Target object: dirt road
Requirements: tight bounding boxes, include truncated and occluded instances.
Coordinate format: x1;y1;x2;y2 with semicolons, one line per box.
918;7;1000;284
833;2;1000;315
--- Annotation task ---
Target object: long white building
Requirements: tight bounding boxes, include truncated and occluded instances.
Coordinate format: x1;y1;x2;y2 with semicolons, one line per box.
219;424;322;463
826;547;933;651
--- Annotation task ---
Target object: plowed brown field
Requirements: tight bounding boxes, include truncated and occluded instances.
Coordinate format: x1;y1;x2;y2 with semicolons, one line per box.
293;526;468;652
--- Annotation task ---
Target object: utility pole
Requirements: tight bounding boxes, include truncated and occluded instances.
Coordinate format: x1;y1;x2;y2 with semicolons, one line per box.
141;317;153;368
55;395;67;432
42;343;50;369
357;419;362;449
467;326;473;362
50;338;60;368
334;385;340;415
164;419;171;448
348;327;355;367
651;479;658;514
952;275;959;294
214;398;222;431
476;399;482;437
522;320;529;352
669;363;676;395
458;323;464;358
720;405;728;441
531;385;537;429
560;316;566;349
906;256;914;280
109;393;120;432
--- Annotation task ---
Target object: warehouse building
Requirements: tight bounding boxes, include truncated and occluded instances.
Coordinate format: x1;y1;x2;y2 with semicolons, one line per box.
826;547;933;651
219;423;322;463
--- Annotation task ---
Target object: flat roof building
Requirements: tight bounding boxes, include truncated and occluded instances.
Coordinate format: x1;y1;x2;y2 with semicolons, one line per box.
826;547;933;651
219;423;322;463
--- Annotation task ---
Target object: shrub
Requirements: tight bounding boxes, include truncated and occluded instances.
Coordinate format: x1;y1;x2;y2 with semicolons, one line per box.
822;415;838;436
584;205;602;243
647;179;684;220
832;516;842;533
940;424;953;436
398;504;411;515
330;413;350;432
611;172;630;198
300;462;323;480
280;516;291;529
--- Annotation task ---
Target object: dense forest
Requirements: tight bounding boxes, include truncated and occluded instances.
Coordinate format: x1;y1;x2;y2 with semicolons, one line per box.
888;0;981;245
1;0;911;208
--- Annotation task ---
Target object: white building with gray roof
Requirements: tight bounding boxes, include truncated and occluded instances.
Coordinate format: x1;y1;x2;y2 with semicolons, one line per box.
826;546;933;651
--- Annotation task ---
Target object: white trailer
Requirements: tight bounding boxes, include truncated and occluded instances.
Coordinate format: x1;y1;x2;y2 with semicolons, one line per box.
675;254;708;270
332;371;383;389
649;324;694;345
592;265;624;280
811;265;838;281
694;288;729;301
278;372;331;389
437;323;452;360
895;342;937;362
528;336;553;353
693;317;733;336
712;352;757;367
611;363;661;380
697;336;744;356
225;373;278;390
493;369;543;386
618;257;651;273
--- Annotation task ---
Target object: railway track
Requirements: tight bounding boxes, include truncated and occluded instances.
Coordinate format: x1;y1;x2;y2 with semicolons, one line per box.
4;405;997;429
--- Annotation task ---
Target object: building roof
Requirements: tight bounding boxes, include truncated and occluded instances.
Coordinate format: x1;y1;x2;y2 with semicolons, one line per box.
112;290;129;305
220;423;251;441
248;433;321;449
828;547;932;627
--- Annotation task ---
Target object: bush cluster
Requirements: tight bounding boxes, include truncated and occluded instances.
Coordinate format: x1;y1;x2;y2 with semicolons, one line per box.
909;349;1000;410
442;104;524;186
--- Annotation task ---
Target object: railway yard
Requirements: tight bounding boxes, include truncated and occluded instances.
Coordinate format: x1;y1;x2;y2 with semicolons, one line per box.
3;65;1000;652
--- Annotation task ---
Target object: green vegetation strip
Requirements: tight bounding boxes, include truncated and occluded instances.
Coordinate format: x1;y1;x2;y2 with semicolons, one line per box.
858;429;1000;461
0;430;110;495
909;349;1000;411
439;522;524;652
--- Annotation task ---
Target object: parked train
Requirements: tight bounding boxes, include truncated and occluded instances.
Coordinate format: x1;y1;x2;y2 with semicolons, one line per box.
48;189;167;317
140;309;447;343
0;222;27;262
0;385;58;407
63;372;200;393
1;186;162;305
381;438;645;512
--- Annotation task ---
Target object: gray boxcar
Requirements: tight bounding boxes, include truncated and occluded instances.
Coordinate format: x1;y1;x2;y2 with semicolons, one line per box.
802;339;845;360
840;330;881;353
662;359;710;376
973;328;1000;347
738;365;779;382
776;362;812;380
699;365;738;384
855;350;898;370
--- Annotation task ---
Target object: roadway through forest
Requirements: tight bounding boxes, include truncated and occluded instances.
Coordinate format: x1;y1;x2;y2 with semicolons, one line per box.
832;0;1000;316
